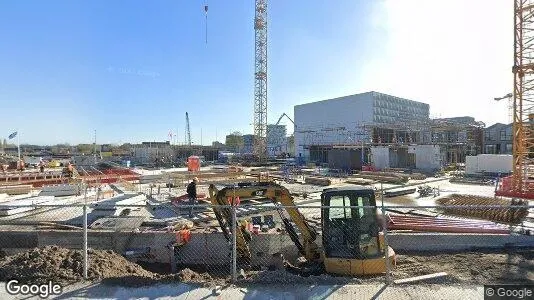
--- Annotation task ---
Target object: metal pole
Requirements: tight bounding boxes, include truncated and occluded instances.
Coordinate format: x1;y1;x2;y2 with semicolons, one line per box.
94;130;97;165
17;129;20;165
231;189;237;282
83;185;88;279
381;183;391;284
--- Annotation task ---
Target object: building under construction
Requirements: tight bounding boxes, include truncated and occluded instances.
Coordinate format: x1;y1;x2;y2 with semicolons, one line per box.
131;142;219;165
294;91;484;171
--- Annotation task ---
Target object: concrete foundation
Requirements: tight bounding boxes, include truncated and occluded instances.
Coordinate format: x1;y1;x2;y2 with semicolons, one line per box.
387;233;534;251
1;229;533;270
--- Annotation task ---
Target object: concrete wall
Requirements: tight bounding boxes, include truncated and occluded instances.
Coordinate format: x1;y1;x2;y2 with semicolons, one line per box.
0;230;299;267
408;145;442;171
2;230;534;268
371;147;390;169
465;154;513;174
388;233;534;251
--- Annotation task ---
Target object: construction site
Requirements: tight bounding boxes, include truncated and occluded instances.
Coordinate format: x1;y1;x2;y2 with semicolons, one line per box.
0;0;533;297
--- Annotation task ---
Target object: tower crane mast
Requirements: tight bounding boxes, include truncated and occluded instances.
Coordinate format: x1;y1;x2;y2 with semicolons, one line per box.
253;0;268;162
496;0;534;199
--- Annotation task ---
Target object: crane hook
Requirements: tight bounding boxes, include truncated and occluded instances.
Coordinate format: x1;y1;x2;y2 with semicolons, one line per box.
204;1;208;44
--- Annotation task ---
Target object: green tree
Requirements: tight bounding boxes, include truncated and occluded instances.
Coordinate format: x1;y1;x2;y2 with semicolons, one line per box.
225;131;244;152
119;143;132;150
77;144;94;154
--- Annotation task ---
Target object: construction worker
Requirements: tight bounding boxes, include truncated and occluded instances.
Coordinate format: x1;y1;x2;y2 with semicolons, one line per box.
178;224;191;245
240;219;251;242
186;177;199;217
38;160;44;173
169;224;191;258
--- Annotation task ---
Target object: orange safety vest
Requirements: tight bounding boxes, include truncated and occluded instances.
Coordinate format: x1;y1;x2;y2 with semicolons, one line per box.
176;229;191;244
227;196;240;206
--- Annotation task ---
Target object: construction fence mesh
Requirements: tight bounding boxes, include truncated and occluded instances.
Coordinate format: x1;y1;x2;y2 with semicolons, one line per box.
0;200;531;292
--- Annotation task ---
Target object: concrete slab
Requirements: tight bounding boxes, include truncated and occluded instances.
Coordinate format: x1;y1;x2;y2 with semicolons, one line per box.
90;217;146;231
0;196;55;216
39;185;80;197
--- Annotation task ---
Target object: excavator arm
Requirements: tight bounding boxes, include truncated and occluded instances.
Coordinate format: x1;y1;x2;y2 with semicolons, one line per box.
208;182;322;264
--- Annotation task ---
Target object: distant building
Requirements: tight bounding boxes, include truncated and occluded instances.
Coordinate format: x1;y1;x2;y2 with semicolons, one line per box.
242;134;254;154
267;124;287;157
294;91;430;159
430;116;484;164
484;123;512;154
132;141;174;164
212;141;225;150
225;134;243;153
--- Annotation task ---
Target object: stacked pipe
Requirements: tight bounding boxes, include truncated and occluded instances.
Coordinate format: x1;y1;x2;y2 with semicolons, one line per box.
436;194;529;224
352;171;409;184
304;176;331;186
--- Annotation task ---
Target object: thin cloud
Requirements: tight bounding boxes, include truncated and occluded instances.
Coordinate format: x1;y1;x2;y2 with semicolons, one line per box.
361;0;512;125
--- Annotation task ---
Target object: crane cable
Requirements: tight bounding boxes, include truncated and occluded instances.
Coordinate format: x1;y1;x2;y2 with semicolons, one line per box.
204;1;208;44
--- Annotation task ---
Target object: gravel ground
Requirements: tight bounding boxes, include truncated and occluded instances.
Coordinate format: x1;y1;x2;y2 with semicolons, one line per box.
241;249;534;285
392;249;534;284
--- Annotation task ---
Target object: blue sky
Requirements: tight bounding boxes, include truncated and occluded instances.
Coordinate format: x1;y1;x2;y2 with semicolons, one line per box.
0;1;511;145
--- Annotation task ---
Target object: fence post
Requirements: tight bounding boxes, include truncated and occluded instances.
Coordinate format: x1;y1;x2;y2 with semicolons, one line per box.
231;203;237;283
381;183;391;284
83;186;88;280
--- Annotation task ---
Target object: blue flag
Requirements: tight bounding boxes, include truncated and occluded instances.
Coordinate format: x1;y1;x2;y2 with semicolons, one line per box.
8;131;17;139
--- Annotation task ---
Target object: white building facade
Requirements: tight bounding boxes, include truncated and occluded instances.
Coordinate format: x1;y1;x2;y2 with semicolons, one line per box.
294;91;430;160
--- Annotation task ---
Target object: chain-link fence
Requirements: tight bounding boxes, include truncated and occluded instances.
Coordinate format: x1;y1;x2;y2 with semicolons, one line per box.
0;194;532;292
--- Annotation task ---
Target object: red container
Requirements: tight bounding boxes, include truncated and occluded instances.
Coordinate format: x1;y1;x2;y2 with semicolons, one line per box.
187;156;200;172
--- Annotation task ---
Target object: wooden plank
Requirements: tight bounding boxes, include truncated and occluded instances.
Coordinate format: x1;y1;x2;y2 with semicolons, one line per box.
394;272;448;284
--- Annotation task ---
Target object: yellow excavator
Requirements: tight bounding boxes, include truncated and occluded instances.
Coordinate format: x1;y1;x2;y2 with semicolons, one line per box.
208;182;396;276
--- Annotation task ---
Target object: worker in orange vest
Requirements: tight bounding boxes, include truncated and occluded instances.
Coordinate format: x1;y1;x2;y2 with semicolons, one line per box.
171;224;191;247
227;196;240;206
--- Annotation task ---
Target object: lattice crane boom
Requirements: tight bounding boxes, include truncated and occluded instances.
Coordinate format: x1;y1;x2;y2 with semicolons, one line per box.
253;0;268;161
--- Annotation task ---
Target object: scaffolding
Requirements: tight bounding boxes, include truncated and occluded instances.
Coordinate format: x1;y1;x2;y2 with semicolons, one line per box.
297;119;484;165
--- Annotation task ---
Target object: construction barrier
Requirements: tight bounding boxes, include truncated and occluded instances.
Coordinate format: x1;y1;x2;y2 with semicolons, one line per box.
0;197;531;296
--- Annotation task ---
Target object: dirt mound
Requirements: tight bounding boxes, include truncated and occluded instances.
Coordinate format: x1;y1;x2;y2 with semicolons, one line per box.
176;268;213;282
101;268;220;288
0;246;221;287
0;246;155;284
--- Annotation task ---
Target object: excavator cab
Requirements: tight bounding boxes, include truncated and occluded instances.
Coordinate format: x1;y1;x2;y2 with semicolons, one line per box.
321;186;395;276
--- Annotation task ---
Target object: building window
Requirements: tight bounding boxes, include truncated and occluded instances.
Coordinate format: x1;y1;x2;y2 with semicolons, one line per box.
485;144;496;154
500;130;506;141
505;144;513;153
485;131;492;141
506;129;512;140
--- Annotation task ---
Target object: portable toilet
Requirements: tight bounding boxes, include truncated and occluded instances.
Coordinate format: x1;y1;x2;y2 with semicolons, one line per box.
187;156;200;172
